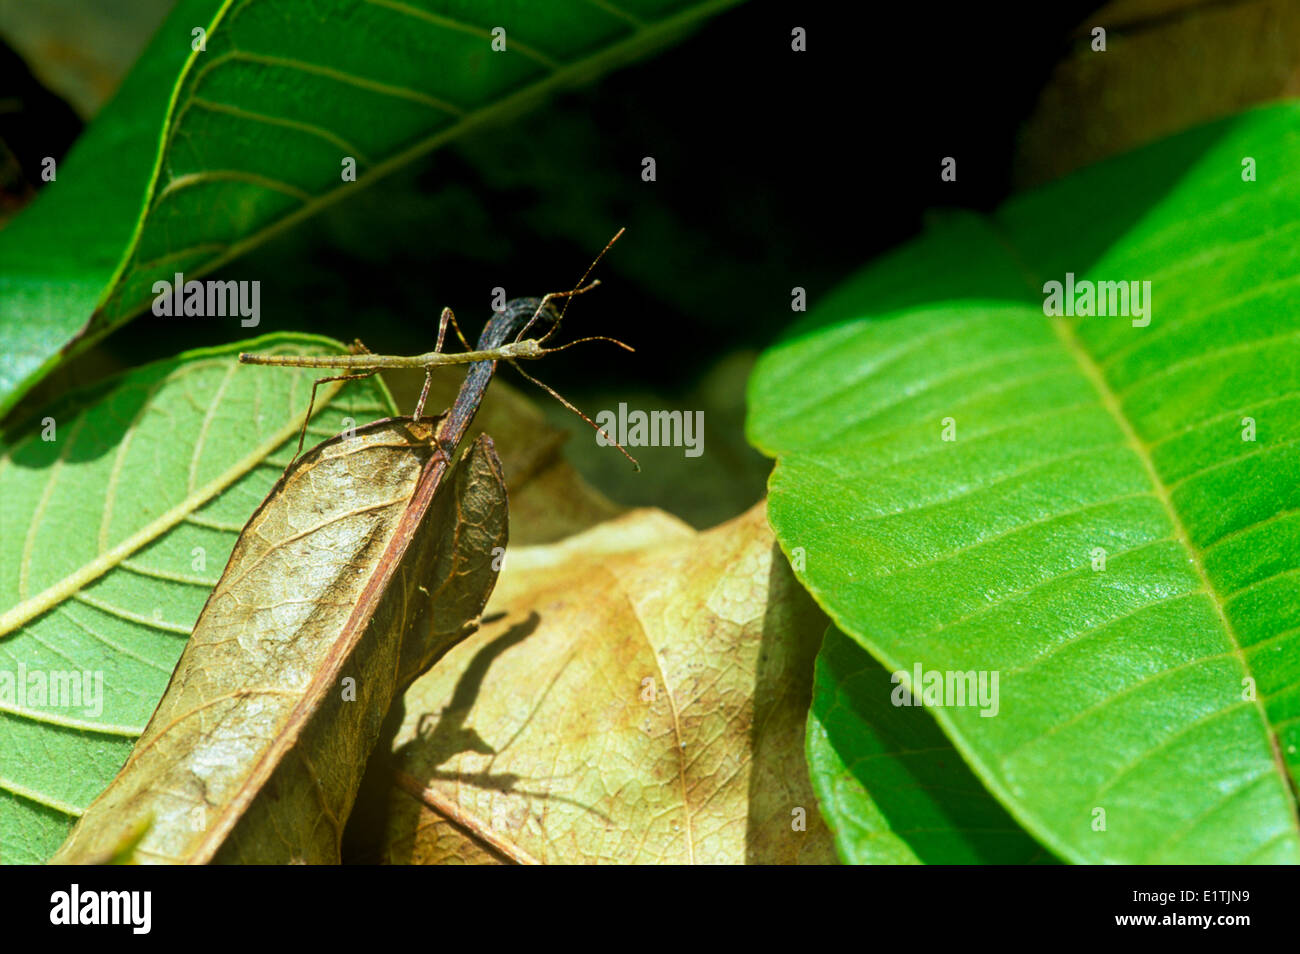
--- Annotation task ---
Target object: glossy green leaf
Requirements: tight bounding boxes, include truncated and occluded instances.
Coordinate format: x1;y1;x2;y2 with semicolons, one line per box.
0;334;393;863
0;0;744;416
749;102;1300;864
808;627;1050;864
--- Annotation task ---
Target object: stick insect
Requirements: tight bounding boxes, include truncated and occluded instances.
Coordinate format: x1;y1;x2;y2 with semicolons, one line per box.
238;229;640;470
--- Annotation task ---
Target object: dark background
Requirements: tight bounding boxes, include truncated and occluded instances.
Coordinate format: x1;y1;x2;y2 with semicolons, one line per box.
1;1;1107;525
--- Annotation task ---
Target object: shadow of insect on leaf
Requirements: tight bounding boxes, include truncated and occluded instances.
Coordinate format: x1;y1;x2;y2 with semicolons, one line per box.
397;610;613;826
413;611;540;758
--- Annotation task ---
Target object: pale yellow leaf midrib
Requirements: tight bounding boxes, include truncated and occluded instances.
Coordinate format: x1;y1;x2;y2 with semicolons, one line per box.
1051;316;1300;839
979;211;1300;844
0;374;342;638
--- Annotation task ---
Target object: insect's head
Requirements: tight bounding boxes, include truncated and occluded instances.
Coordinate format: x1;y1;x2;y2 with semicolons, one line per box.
491;230;640;470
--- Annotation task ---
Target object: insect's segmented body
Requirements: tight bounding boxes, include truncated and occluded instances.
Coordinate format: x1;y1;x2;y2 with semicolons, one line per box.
236;227;638;468
236;299;556;372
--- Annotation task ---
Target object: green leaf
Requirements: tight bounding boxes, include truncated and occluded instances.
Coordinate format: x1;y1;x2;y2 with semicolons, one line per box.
749;102;1300;864
0;334;393;863
809;627;1050;864
0;0;744;417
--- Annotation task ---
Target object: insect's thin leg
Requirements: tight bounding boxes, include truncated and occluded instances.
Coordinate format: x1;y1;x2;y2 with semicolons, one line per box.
413;369;434;423
296;371;377;461
436;306;472;354
419;306;475;423
508;360;640;471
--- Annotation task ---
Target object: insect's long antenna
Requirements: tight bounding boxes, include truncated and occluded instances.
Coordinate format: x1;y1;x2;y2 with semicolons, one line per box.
518;227;625;345
516;279;600;345
557;227;624;327
508;359;640;471
540;335;635;354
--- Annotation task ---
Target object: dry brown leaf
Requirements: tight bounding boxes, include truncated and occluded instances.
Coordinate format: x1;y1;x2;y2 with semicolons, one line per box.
380;502;837;864
54;418;507;864
1015;0;1300;186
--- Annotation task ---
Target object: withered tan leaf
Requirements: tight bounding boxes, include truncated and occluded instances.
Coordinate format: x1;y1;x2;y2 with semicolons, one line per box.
1015;0;1300;186
381;502;837;865
53;418;507;864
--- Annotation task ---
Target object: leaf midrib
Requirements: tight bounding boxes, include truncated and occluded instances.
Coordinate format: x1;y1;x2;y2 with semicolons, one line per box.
89;0;745;340
96;0;240;314
392;769;542;864
768;253;1300;863
977;212;1300;826
0;367;342;639
1050;315;1300;836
